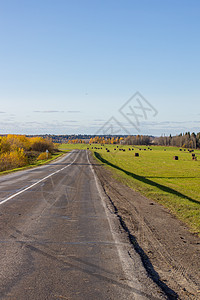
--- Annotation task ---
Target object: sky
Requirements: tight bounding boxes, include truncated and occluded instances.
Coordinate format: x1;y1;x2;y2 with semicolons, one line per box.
0;0;199;136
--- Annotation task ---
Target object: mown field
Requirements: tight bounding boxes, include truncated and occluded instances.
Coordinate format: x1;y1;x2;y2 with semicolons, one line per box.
60;143;200;235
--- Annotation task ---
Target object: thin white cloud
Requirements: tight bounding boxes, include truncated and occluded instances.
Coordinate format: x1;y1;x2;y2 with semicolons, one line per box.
67;111;81;113
3;118;14;122
33;110;81;114
63;120;78;123
33;110;65;113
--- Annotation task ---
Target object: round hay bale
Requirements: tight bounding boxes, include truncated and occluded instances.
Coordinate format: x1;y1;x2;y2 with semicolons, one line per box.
173;156;178;160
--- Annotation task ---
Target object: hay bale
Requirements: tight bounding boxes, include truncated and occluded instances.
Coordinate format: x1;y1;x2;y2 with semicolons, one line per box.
173;156;178;160
135;153;139;157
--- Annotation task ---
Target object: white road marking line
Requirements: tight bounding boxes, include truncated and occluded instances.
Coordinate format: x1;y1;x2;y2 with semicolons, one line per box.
0;151;78;206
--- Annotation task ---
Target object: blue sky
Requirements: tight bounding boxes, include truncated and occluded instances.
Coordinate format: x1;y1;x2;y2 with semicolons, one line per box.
0;0;199;135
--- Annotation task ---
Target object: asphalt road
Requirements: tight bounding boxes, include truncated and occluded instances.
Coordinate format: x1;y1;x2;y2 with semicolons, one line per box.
0;150;164;300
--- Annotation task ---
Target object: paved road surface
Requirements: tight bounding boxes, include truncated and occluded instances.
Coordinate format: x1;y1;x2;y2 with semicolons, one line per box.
0;150;163;300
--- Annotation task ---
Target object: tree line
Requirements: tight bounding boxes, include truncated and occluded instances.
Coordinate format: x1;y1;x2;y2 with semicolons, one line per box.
83;132;200;149
0;135;56;172
153;132;200;149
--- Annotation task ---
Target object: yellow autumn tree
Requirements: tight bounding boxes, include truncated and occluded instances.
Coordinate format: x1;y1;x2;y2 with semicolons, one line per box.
0;148;28;171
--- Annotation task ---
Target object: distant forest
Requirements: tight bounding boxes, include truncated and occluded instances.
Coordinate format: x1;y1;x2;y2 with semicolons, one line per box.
122;132;200;149
26;132;200;149
153;132;199;148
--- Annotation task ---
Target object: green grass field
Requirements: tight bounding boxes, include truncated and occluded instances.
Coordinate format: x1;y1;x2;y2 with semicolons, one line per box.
60;143;200;235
